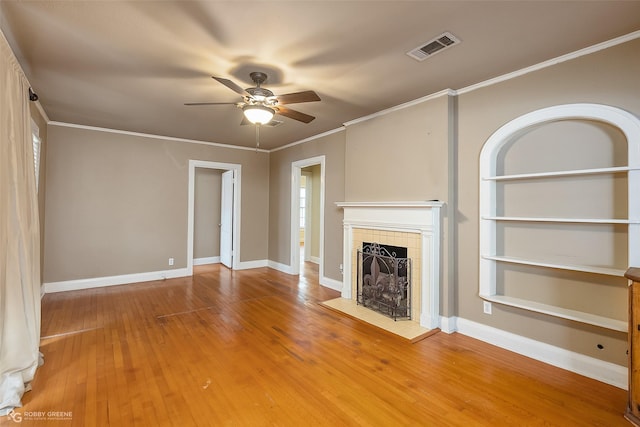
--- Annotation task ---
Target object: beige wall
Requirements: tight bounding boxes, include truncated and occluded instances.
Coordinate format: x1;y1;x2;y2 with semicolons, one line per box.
456;38;640;365
268;131;345;281
344;95;451;202
344;94;456;317
43;125;269;282
194;168;221;260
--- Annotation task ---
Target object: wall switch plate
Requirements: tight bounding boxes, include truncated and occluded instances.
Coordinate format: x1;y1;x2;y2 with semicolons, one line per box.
168;257;174;266
483;301;492;315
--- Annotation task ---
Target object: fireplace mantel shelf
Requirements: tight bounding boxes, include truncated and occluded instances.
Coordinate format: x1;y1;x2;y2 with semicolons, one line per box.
336;201;444;208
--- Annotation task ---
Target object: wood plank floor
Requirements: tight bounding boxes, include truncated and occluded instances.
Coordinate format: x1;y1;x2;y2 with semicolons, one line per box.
17;263;628;426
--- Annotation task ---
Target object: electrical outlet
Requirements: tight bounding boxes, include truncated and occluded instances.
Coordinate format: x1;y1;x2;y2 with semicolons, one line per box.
168;257;174;266
483;301;492;315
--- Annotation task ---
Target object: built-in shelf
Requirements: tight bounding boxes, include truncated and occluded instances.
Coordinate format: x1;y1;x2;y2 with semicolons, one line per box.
480;294;627;332
482;216;640;224
480;104;640;331
483;166;638;181
482;255;626;277
336;201;444;208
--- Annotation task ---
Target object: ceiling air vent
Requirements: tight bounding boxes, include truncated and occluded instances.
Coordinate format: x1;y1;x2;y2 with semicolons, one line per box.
407;32;461;61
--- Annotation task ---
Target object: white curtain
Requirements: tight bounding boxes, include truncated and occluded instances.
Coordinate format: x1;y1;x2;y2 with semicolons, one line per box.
0;32;42;415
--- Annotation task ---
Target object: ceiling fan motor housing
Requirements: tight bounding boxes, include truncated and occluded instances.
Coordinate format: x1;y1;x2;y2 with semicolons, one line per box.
246;87;274;100
249;71;268;86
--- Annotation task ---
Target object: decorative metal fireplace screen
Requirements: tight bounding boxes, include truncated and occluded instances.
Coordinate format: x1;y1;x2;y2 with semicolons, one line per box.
357;242;411;320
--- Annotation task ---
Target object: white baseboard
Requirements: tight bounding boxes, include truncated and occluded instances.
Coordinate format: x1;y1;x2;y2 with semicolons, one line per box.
265;259;342;291
267;260;294;274
455;317;627;390
194;256;220;265
439;316;458;334
44;268;190;293
320;276;342;292
235;259;268;270
308;256;320;264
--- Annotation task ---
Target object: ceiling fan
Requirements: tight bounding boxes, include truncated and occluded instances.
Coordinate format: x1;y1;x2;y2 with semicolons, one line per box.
185;71;321;126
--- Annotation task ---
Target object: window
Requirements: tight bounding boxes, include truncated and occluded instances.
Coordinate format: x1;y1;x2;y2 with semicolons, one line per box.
300;175;306;228
31;119;41;192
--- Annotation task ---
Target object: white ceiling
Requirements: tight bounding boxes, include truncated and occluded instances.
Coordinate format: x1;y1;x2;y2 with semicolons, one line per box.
1;1;639;150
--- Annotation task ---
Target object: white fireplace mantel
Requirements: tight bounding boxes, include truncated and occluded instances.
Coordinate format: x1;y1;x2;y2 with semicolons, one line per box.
336;201;444;330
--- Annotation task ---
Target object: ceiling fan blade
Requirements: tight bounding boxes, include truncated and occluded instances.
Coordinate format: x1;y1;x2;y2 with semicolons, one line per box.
275;106;316;123
212;76;248;95
276;90;321;105
184;102;237;106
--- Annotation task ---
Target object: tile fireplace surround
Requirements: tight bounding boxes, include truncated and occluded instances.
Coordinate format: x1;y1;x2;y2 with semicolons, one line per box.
335;201;444;332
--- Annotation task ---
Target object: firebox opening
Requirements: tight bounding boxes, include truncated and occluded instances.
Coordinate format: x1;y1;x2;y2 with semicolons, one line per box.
357;242;411;321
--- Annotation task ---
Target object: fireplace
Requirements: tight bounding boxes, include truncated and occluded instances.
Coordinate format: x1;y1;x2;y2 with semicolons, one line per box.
336;201;444;331
357;242;411;320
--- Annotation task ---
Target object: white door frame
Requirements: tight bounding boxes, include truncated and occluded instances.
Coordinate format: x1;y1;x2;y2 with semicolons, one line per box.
188;160;241;275
219;169;235;268
290;156;325;277
301;170;313;262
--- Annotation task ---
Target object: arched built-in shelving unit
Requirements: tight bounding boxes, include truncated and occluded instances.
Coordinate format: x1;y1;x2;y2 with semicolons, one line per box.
479;104;640;332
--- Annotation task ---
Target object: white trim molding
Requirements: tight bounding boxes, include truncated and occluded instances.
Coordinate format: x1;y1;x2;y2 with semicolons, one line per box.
187;160;242;275
455;317;627;390
49;121;269;153
194;256;220;266
44;268;190;293
320;276;342;292
343;89;456;127
269;127;345;153
439;316;458;334
458;30;640;95
290;156;326;279
236;259;269;270
267;260;294;274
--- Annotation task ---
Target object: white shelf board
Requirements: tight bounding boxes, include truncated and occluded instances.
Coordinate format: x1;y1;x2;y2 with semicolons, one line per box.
482;255;626;276
481;294;627;332
483;166;637;181
482;216;640;224
336;201;444;208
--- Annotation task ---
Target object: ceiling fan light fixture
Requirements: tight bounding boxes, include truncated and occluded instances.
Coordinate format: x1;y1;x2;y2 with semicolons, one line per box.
243;105;275;124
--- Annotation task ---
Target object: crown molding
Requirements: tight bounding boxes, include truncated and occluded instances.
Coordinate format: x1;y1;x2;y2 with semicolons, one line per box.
342;89;457;127
269;127;345;153
48;121;269;153
457;30;640;95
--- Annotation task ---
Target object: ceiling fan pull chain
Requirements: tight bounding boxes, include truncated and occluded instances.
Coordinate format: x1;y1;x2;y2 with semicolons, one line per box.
255;124;260;152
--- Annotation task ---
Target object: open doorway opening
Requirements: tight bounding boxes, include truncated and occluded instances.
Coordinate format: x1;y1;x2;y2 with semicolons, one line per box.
300;167;322;265
187;160;241;275
193;168;222;266
291;156;325;279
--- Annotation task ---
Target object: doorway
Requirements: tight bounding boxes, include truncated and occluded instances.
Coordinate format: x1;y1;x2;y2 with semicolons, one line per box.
193;168;223;266
187;160;241;275
290;156;325;278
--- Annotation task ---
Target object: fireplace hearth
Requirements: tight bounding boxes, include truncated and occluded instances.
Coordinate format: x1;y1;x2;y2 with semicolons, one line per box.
357;242;411;321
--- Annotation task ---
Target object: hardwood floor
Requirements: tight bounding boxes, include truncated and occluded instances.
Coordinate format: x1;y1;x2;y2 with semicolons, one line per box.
18;264;627;426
